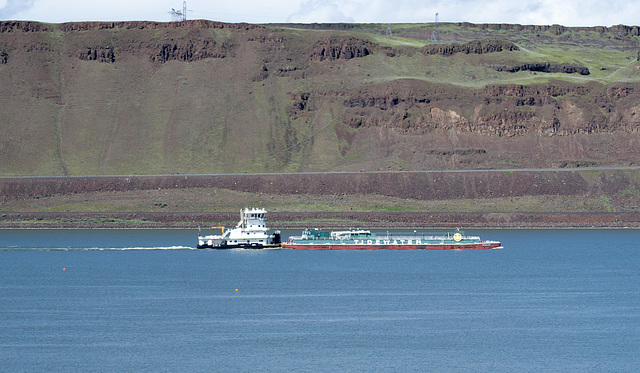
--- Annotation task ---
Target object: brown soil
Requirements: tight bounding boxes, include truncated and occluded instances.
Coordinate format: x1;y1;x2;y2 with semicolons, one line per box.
0;171;634;201
2;171;640;228
2;211;639;229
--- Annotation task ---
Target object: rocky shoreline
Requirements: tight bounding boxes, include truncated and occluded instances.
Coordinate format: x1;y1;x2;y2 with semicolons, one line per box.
2;211;640;229
3;171;640;228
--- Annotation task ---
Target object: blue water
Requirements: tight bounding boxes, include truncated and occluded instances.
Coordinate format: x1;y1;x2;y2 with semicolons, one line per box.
1;229;639;372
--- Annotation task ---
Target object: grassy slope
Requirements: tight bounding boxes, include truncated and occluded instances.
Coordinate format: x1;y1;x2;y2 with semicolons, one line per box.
2;22;640;222
337;22;640;86
1;22;639;177
2;185;637;214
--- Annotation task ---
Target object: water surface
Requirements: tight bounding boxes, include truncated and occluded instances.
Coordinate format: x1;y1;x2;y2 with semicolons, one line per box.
1;229;639;372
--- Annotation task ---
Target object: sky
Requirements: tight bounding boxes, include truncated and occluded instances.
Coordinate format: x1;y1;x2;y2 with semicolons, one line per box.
0;0;638;27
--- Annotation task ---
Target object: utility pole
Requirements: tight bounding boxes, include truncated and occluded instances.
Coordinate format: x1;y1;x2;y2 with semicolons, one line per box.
170;1;188;22
431;13;439;43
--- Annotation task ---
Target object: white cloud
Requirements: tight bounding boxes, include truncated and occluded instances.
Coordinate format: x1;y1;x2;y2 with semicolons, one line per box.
17;0;177;22
1;0;295;23
287;0;355;23
284;0;640;27
0;0;638;26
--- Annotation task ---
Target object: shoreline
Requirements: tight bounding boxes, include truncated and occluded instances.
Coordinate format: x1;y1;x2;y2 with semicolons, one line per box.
1;226;638;230
2;211;640;229
2;172;639;229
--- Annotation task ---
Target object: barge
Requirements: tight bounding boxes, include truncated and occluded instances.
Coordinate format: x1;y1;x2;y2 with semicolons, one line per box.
281;228;501;250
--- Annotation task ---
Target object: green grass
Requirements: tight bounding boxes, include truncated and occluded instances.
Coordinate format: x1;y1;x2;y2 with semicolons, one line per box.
619;186;640;195
3;187;637;214
369;34;427;48
4;217;157;225
284;218;370;225
358;23;640;86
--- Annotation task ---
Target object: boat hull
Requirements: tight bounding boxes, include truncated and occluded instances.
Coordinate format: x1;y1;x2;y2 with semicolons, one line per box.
197;243;281;250
281;242;502;250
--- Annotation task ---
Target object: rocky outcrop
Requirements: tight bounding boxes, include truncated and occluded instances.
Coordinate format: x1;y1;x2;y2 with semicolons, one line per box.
0;20;260;33
74;39;232;64
0;21;53;33
422;38;518;56
252;64;270;82
268;23;358;31
60;20;260;32
311;36;372;61
79;46;115;63
483;84;591;98
279;22;640;39
301;80;640;137
0;49;7;64
287;92;312;119
152;39;231;63
458;22;640;37
493;63;589;75
610;24;640;37
344;94;430;109
607;86;634;98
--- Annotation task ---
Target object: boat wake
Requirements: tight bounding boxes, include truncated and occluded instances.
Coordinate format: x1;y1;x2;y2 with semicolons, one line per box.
1;246;196;251
96;246;196;251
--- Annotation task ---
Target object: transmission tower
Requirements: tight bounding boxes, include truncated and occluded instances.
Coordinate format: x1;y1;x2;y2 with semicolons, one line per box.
170;1;188;22
386;24;392;37
431;13;439;43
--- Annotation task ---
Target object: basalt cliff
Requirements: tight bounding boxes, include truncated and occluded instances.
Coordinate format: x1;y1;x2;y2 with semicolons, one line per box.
1;20;640;175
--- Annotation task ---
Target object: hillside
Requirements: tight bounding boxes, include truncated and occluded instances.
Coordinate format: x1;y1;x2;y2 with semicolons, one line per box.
1;20;640;176
2;169;640;228
2;20;640;227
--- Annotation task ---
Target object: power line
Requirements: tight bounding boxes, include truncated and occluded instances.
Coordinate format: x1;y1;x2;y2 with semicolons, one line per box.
169;1;189;22
431;13;439;43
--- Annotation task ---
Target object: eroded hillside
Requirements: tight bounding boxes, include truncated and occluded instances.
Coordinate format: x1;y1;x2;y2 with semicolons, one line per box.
1;20;640;176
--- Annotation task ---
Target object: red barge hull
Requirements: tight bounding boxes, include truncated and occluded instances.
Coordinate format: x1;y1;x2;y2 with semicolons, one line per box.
281;242;502;250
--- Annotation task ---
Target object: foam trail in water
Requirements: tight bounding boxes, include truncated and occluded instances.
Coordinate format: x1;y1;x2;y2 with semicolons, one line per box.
1;246;196;251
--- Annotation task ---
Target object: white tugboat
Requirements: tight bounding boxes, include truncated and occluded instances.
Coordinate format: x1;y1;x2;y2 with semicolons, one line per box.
197;207;281;249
